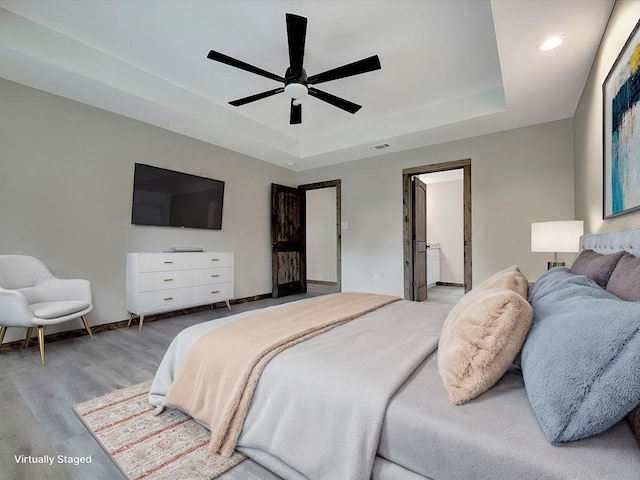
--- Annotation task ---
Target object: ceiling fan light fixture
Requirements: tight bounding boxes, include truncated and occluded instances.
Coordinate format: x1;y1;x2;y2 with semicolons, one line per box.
285;82;308;100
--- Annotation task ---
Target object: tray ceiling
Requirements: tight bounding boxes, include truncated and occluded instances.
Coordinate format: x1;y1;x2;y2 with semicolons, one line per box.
0;0;613;170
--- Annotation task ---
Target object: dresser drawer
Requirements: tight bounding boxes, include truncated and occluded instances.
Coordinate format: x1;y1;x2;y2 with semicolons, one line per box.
138;270;193;292
194;283;234;305
138;254;195;272
194;267;233;286
138;287;194;313
194;252;233;268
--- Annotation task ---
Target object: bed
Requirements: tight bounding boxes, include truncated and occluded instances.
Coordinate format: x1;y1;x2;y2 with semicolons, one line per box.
149;228;640;480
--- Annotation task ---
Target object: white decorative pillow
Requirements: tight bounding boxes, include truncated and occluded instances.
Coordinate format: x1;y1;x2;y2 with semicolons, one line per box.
438;266;533;405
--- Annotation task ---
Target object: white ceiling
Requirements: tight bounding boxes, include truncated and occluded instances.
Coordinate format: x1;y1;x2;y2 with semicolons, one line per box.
0;0;613;171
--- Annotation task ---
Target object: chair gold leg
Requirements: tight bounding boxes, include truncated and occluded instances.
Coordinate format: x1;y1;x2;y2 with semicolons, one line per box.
81;316;94;341
127;313;135;328
0;326;6;346
24;327;33;348
138;315;145;331
37;326;45;365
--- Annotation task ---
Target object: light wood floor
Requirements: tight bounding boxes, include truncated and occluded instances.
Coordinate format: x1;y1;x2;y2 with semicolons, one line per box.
0;285;459;480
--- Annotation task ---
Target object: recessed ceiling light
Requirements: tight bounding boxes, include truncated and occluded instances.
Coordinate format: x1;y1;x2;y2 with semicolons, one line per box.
287;162;296;166
538;35;564;52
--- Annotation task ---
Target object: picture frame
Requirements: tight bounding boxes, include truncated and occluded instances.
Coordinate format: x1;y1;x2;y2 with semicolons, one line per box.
603;18;640;219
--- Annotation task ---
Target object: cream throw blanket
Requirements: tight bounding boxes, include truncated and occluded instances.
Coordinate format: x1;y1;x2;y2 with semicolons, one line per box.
162;292;400;457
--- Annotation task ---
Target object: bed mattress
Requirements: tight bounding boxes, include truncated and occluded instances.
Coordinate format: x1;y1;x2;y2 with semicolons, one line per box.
377;353;640;480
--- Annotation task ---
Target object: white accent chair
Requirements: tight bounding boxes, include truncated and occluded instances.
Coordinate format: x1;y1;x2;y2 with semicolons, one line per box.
0;255;93;365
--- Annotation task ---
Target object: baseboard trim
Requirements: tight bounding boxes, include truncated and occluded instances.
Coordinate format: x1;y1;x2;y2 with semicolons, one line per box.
436;282;465;287
0;292;273;352
307;280;338;286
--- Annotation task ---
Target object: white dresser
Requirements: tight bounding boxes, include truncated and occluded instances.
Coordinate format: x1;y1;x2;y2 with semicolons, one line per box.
126;252;234;330
427;248;440;287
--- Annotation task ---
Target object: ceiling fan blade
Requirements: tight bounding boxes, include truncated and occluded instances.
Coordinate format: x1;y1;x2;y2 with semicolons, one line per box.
207;50;285;83
308;87;361;114
229;87;285;106
290;100;302;125
307;55;381;85
286;13;307;76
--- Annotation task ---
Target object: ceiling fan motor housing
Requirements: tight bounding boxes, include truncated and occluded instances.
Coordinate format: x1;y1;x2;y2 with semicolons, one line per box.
285;66;308;86
285;66;308;100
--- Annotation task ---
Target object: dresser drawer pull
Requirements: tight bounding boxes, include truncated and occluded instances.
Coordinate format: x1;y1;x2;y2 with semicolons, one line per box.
164;278;174;282
211;258;220;262
211;290;220;294
163;297;174;301
164;261;174;264
211;274;220;278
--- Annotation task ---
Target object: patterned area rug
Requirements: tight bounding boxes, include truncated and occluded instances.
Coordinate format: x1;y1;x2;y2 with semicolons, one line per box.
74;381;245;480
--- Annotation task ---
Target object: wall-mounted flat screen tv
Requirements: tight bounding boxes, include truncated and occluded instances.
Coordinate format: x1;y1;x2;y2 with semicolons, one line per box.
131;163;225;230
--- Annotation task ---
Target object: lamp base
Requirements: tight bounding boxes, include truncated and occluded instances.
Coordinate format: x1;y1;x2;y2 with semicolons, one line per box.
547;261;565;270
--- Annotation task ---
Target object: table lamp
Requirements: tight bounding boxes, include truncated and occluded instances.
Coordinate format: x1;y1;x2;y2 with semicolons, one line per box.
531;220;584;270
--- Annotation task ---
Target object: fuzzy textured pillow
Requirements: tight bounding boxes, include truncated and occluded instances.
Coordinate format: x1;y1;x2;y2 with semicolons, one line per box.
469;264;529;297
522;267;640;443
569;249;624;288
606;252;640;301
438;266;533;405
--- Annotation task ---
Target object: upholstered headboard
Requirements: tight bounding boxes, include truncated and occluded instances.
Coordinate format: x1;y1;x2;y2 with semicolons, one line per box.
580;228;640;256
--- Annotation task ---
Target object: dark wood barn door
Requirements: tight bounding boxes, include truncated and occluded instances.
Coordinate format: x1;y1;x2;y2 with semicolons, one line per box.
412;177;428;301
271;183;306;298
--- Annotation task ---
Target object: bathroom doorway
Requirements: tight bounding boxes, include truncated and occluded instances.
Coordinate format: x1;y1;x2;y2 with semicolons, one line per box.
402;159;471;300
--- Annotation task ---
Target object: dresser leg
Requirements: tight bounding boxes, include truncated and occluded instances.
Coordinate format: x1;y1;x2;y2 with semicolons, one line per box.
127;313;145;330
225;300;231;311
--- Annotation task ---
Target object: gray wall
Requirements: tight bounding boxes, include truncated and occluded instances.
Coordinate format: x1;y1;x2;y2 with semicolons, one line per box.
297;118;576;295
0;74;578;342
574;0;640;233
0;78;295;343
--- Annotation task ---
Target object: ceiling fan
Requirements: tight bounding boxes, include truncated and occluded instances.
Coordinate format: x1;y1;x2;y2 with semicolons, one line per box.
206;13;381;125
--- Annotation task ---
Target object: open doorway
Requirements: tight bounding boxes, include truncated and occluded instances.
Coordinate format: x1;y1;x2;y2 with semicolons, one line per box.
300;180;341;295
402;159;471;300
420;170;465;286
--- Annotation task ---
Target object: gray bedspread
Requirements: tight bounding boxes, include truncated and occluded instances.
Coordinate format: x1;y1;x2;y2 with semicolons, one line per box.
237;299;445;480
150;297;640;480
151;299;448;479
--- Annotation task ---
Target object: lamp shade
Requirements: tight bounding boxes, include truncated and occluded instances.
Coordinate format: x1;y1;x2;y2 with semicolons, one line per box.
531;221;584;253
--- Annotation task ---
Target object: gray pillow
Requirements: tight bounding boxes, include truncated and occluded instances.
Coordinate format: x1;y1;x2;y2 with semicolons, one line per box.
522;268;640;444
569;249;624;288
606;252;640;301
569;250;624;288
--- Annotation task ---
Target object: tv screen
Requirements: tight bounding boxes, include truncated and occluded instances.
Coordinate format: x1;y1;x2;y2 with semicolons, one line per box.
131;163;225;230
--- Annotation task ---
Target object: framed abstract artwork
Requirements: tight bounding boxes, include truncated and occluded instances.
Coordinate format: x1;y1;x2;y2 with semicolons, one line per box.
603;18;640;219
